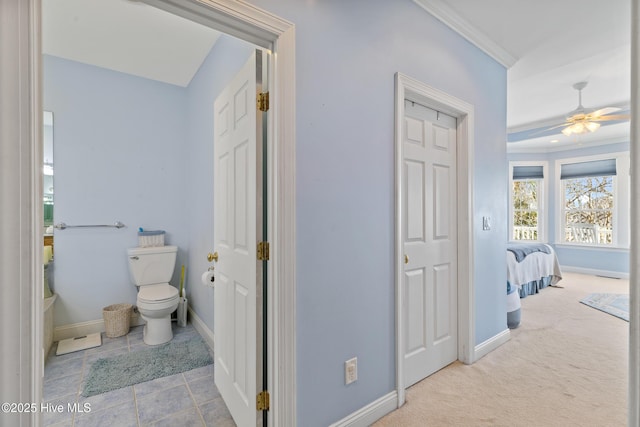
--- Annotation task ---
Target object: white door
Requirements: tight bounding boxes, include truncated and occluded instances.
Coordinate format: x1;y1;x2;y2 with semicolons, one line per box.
213;50;267;427
402;100;458;387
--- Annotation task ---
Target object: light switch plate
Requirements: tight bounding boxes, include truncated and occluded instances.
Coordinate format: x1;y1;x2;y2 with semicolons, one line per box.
483;216;491;231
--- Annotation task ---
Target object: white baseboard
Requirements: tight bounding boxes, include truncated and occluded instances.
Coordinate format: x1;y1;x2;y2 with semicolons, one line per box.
561;265;629;279
328;391;398;427
188;307;215;352
53;311;145;342
474;328;510;361
53;307;216;350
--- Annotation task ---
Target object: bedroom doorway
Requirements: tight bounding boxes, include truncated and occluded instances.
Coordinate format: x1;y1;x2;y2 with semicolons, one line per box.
394;72;475;406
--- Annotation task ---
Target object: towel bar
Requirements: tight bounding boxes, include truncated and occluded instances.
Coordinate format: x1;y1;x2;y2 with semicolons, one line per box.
54;221;125;230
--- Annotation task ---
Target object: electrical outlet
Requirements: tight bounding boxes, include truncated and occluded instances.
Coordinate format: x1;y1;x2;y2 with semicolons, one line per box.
345;357;358;385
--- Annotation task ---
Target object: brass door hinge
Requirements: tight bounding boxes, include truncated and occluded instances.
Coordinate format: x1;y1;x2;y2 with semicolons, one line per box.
257;390;270;411
257;241;270;261
257;92;269;112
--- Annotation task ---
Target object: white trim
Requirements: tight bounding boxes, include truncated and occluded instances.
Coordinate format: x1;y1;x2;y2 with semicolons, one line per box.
328;391;398;427
52;308;220;351
17;1;296;425
628;1;639;424
188;306;215;351
508;161;549;243
474;329;511;361
269;24;298;427
143;0;291;49
395;72;475;407
31;3;45;422
54;320;104;342
53;312;145;342
412;0;517;68
1;0;44;424
560;265;629;280
555;243;630;252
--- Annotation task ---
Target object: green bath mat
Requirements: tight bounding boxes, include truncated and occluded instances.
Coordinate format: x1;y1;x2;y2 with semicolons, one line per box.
82;336;212;397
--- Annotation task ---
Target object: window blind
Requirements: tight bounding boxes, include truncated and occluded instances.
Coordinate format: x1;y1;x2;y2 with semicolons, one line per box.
560;159;616;180
512;165;544;180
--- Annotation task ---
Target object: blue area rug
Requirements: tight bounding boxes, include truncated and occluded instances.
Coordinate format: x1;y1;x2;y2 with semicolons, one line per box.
580;293;629;322
82;336;213;397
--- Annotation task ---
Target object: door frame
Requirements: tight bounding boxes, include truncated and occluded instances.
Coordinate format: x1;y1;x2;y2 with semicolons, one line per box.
394;72;475;407
10;0;296;425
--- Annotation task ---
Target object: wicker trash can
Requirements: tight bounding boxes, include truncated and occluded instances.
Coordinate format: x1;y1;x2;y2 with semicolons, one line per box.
103;303;133;338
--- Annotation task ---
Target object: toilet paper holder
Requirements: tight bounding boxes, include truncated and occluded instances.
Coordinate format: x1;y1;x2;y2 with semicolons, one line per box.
201;266;216;287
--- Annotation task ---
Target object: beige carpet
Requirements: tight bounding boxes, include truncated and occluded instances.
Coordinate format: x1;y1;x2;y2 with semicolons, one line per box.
375;272;628;427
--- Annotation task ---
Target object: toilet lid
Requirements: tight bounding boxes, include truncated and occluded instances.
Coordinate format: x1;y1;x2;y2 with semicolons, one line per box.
138;283;179;303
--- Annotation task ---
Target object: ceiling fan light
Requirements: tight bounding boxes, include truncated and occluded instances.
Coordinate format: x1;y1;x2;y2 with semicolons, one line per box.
553;83;614;139
585;121;600;132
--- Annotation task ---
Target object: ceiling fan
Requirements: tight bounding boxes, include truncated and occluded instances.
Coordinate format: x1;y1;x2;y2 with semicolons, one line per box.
545;81;630;136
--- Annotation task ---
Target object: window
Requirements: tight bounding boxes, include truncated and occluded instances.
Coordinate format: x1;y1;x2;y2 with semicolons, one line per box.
560;159;616;245
510;163;546;242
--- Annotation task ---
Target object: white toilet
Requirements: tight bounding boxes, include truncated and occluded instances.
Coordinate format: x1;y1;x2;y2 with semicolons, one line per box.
127;245;179;345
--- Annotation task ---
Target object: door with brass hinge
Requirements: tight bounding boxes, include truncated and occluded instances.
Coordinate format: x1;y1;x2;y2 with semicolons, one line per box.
213;49;269;427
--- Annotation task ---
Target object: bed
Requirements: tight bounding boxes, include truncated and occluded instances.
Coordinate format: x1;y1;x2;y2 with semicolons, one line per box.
507;243;562;298
506;243;563;329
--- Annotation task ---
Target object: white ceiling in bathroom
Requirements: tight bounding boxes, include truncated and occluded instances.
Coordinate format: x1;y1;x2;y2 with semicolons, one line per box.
42;0;221;87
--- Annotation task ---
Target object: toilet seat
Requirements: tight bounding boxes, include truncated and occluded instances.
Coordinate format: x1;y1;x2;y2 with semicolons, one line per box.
138;283;179;304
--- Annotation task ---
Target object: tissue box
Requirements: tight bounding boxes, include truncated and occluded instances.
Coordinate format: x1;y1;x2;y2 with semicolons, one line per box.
138;230;165;247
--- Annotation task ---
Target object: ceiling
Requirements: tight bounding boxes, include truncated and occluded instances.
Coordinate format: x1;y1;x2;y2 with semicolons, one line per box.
42;0;221;87
415;0;631;151
43;0;631;151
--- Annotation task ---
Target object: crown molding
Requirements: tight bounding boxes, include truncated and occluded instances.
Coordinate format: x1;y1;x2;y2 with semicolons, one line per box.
413;0;517;68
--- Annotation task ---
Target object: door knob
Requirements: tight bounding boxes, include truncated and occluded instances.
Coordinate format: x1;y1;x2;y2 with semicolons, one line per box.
404;254;409;264
207;251;219;263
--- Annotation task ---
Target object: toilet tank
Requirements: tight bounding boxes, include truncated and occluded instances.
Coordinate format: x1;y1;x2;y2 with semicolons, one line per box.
128;245;178;286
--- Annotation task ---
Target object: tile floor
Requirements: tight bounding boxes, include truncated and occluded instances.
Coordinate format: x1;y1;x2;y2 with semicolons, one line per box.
43;323;236;427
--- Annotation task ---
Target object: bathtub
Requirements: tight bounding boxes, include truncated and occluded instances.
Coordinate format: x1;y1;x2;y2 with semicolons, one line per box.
43;294;57;358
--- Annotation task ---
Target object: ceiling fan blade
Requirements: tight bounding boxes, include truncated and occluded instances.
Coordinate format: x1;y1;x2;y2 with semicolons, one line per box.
591;107;621;117
593;114;630;121
528;122;571;136
545;123;572;130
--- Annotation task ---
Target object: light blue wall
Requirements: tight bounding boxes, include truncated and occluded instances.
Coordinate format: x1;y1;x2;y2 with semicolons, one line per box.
247;1;507;425
45;2;510;424
184;36;255;328
508;141;630;275
43;55;190;325
43;37;255;328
